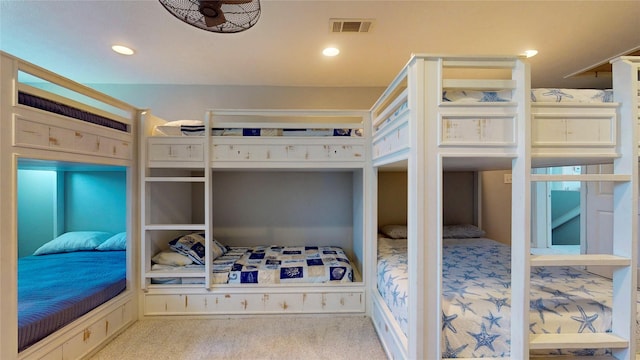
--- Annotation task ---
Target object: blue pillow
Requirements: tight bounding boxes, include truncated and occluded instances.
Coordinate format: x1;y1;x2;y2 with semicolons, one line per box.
33;231;112;255
96;232;127;251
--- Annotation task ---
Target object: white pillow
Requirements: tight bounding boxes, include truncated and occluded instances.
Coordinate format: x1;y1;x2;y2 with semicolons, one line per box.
380;225;407;239
443;224;486;238
152;251;193;266
96;232;127;251
163;120;204;127
33;231;112;255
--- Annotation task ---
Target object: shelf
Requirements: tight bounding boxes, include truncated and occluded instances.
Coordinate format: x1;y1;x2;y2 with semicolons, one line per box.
530;174;631;182
144;224;206;231
145;176;206;182
145;271;205;278
529;333;628;350
530;254;631;267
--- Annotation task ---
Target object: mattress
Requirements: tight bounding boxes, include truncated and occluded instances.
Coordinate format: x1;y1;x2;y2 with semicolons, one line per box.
18;92;128;132
151;120;362;137
377;236;631;358
18;251;126;352
152;245;354;285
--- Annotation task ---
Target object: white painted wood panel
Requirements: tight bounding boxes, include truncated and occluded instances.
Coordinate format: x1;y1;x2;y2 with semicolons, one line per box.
148;142;205;163
143;289;365;315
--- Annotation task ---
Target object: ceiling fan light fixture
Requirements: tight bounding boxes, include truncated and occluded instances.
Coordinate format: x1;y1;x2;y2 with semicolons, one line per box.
111;45;135;56
159;0;261;33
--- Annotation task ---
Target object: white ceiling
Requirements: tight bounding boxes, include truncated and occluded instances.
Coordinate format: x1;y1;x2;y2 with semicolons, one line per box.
1;0;638;89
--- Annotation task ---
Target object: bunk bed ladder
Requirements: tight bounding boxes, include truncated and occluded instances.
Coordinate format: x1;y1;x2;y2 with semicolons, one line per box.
140;113;211;290
526;57;638;359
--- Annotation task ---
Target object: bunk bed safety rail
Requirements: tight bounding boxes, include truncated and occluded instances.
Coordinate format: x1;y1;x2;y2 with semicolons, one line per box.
13;54;135;129
4;52;137;161
370;55;526;167
207;109;369;167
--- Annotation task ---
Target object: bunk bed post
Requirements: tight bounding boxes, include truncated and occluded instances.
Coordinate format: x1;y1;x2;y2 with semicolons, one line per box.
611;56;639;359
405;55;444;359
0;50;20;360
510;57;532;359
406;56;426;359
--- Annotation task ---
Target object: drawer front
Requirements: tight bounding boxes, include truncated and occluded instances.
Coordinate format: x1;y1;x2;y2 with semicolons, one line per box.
14;119;49;147
144;291;365;315
98;136;132;159
148;143;204;162
213;144;364;162
14;118;131;160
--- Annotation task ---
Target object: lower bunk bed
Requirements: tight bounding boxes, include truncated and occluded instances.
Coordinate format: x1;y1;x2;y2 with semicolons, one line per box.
18;244;126;352
372;225;640;359
144;232;364;315
150;233;354;285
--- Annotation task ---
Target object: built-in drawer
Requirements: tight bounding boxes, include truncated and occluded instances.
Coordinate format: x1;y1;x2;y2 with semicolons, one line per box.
14;117;132;160
212;143;364;162
144;290;365;315
147;138;205;164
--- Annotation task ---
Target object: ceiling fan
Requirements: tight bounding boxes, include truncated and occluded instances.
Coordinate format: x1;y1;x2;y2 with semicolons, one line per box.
159;0;261;33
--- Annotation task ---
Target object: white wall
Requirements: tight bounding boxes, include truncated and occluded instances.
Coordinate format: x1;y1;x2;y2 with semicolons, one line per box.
88;84;385;120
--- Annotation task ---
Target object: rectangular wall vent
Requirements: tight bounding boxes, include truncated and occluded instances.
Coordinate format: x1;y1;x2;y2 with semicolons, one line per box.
330;18;374;33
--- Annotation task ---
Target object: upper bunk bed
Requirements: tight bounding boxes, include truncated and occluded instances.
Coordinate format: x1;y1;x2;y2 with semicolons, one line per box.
142;109;369;169
1;51;137;165
369;54;631;171
0;51;139;360
367;54;637;360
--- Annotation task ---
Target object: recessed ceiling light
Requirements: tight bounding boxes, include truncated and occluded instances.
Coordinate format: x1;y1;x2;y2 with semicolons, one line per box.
323;47;340;57
523;49;538;58
112;45;135;56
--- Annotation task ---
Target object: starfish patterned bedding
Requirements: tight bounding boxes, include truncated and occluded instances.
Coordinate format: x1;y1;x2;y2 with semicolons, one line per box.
377;236;631;358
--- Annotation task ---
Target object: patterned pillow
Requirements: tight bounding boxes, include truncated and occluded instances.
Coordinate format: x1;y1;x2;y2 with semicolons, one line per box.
380;225;407;239
169;233;207;264
169;233;228;264
443;224;486;239
211;239;228;261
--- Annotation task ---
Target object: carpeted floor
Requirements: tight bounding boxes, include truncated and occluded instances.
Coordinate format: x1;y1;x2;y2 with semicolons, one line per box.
90;315;387;360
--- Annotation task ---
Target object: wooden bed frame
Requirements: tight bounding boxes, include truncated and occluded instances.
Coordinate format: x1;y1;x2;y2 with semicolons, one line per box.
138;109;372;317
0;51;139;360
368;54;638;359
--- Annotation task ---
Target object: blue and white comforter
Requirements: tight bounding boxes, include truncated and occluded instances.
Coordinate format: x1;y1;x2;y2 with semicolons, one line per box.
377;237;624;358
213;245;353;284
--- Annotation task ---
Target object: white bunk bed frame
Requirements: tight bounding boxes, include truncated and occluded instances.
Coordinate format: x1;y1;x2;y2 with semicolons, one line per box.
0;51;139;360
368;54;638;359
139;109;373;317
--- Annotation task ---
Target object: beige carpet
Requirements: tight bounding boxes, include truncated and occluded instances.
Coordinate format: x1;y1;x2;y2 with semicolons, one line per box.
90;315;387;360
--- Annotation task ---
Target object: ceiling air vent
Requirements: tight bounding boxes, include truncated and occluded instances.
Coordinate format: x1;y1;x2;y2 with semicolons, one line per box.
330;18;374;33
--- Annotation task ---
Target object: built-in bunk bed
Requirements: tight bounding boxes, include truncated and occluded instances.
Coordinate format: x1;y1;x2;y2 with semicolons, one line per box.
0;51;139;360
139;109;371;316
368;54;637;359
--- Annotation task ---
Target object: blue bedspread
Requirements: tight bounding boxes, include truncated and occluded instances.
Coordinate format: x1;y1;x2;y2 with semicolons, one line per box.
18;251;126;352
